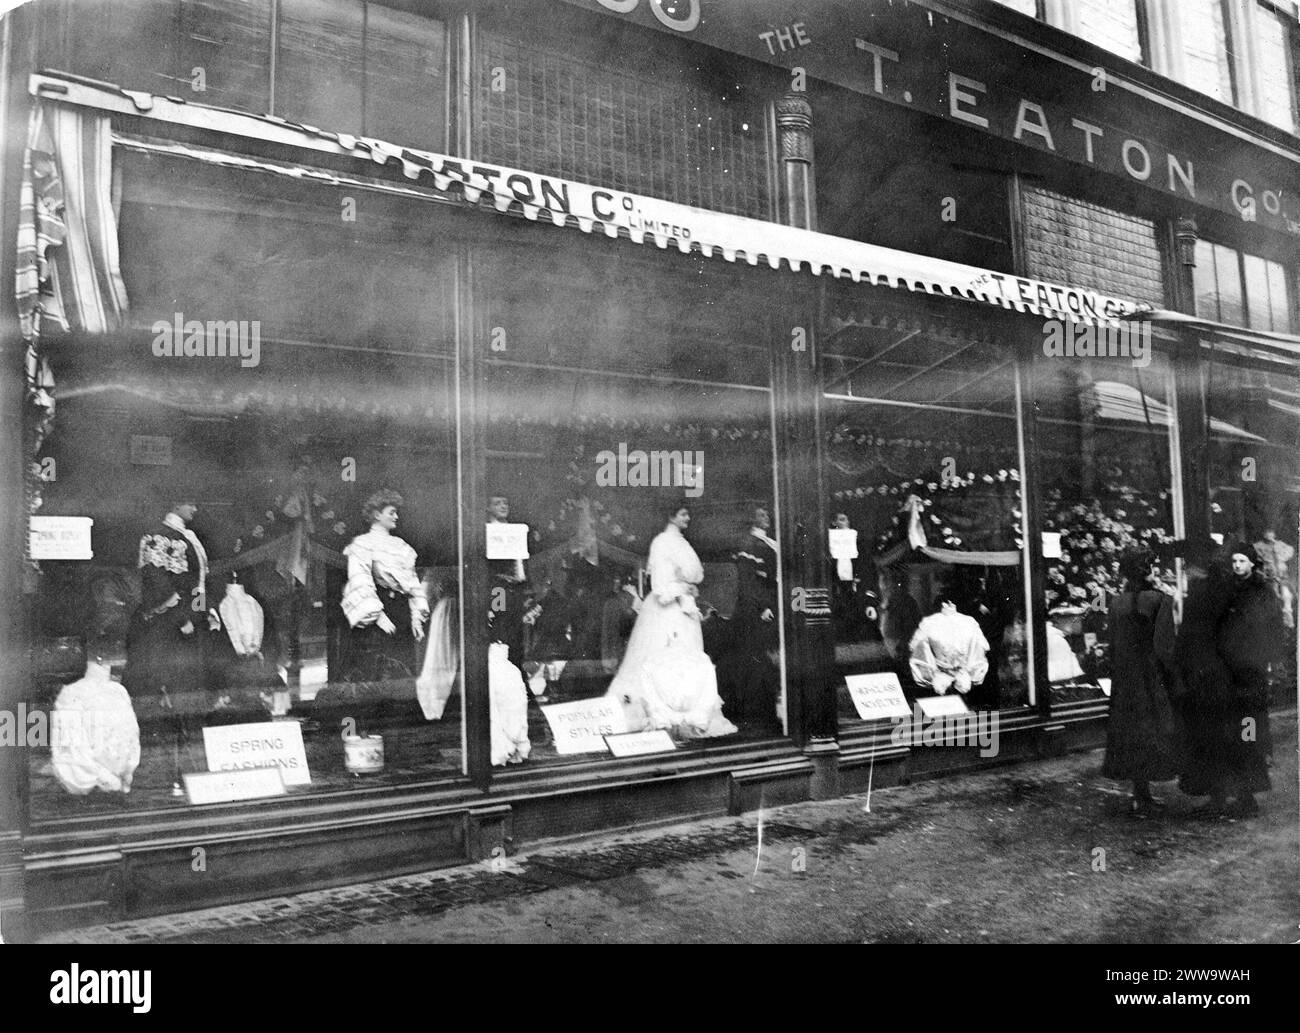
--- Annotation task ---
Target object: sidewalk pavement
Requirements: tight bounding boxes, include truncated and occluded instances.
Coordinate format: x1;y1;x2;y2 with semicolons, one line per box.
39;710;1300;944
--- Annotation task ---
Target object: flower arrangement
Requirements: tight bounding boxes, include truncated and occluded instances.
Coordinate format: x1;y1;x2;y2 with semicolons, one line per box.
1042;484;1174;612
869;467;1023;554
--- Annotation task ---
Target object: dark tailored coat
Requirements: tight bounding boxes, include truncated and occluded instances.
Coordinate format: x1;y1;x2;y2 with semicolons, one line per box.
487;553;532;671
124;520;210;712
727;530;781;729
1101;589;1180;782
1178;569;1277;796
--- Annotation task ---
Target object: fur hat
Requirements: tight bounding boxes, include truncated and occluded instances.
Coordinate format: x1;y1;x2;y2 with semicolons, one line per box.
1230;541;1261;567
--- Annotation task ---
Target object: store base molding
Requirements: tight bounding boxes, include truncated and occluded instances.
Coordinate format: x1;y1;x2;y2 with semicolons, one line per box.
22;797;477;935
804;737;842;801
727;758;816;815
0;830;30;942
16;741;811;933
835;725;910;797
466;804;513;862
1035;723;1070;759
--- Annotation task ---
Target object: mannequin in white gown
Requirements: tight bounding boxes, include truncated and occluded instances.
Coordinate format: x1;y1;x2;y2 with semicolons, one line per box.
606;506;737;739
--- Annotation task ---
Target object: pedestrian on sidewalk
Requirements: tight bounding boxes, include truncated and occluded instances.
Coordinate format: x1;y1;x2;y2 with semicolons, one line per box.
1178;542;1279;818
1210;543;1280;816
1101;548;1181;816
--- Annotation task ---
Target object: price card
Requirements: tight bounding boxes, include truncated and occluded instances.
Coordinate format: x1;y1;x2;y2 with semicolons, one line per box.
184;767;286;805
605;730;677;757
829;528;859;559
916;694;971;718
486;522;530;560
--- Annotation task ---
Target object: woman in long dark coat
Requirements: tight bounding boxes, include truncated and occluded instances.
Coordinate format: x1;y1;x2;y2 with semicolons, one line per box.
1179;542;1279;817
1102;549;1181;814
1209;544;1278;815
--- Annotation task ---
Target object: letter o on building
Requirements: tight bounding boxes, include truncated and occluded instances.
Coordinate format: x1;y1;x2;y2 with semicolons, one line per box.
1121;139;1152;181
1263;190;1282;216
506;174;537;204
651;0;700;31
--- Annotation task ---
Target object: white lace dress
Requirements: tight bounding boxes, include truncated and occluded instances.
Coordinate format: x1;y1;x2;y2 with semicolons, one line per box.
607;525;737;738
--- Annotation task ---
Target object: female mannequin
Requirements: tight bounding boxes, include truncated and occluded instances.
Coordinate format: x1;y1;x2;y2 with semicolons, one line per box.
607;504;737;739
341;490;429;681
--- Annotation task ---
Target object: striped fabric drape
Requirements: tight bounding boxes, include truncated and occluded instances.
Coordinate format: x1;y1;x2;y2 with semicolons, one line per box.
15;101;128;344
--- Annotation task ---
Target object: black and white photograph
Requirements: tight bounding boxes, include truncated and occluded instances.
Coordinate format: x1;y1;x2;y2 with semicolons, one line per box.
0;0;1296;978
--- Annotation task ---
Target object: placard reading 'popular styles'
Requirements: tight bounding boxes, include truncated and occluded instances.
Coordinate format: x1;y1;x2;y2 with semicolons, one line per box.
542;698;628;755
202;721;311;786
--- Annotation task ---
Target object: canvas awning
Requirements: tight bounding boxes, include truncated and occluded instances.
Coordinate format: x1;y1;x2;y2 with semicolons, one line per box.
1083;380;1266;441
27;71;1150;330
1139;309;1300;364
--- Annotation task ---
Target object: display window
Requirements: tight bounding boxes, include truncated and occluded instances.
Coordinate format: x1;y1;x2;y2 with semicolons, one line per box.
1205;359;1300;614
27;150;467;816
821;288;1030;719
477;233;788;766
1032;345;1179;702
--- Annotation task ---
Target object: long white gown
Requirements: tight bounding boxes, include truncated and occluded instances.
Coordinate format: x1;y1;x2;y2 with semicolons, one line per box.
607;525;737;738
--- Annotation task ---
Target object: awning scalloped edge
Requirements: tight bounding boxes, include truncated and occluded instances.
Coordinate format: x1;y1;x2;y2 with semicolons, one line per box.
34;71;1149;328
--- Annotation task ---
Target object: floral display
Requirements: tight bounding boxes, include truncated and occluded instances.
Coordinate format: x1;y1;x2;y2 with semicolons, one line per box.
1042;483;1175;613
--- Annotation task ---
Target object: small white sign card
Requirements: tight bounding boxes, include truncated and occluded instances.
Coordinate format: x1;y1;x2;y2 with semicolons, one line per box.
129;434;173;466
844;672;912;721
184;767;286;805
202;721;311;786
486;522;530;560
916;694;972;718
542;697;628;755
605;729;677;758
1041;532;1062;559
30;516;93;560
828;527;859;559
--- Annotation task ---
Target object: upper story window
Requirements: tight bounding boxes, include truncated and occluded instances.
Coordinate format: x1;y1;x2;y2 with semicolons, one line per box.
1194;240;1294;332
41;0;448;152
1255;1;1298;132
1074;0;1147;64
1171;0;1238;105
988;1;1300;137
988;0;1150;65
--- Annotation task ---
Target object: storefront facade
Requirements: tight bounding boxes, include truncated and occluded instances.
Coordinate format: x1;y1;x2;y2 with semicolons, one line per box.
0;0;1296;935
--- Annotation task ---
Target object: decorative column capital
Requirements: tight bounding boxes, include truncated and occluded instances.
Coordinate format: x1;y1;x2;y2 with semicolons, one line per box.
1175;214;1198;266
776;92;814;164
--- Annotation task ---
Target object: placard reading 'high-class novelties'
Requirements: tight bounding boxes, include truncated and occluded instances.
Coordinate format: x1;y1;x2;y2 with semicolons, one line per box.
202;721;311;786
29;516;93;560
541;698;629;755
183;767;287;805
605;729;678;757
917;694;972;718
485;522;530;560
844;672;912;721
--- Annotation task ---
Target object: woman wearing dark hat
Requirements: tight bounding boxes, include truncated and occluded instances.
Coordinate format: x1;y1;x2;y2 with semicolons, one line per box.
1101;549;1180;815
1208;542;1282;816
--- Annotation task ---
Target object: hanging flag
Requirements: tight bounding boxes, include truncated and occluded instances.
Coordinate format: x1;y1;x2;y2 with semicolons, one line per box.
15;102;128;343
